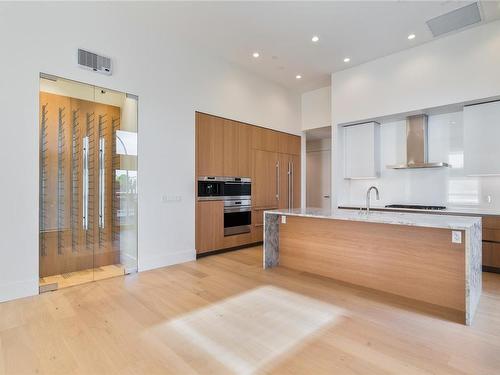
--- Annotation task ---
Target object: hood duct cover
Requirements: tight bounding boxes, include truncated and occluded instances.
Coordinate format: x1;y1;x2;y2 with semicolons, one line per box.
387;115;450;169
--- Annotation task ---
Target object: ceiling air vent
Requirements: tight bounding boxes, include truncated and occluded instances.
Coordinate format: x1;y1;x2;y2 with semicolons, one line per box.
426;2;482;37
78;48;112;75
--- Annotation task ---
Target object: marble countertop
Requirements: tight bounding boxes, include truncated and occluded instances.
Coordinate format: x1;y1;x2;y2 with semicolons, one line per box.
338;204;500;216
265;207;481;230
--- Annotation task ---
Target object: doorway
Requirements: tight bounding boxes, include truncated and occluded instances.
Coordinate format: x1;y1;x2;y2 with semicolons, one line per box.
39;74;138;291
305;127;331;209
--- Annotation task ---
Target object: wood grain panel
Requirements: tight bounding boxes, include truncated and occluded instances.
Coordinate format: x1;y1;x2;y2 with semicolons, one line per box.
279;216;466;312
483;241;500;268
483;228;500;242
482;216;500;229
196;112;224;176
237;123;252;177
291;153;301;208
223;120;238;177
251;126;278;152
252;149;278;209
278;153;290;209
196;201;224;253
278;133;301;155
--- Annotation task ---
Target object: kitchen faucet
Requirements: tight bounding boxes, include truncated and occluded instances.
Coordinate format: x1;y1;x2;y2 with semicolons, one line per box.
366;186;380;214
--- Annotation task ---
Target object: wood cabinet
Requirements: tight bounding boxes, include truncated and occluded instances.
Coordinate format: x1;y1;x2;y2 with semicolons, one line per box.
252;149;278;209
344;122;380;179
223;120;239;177
277;153;300;209
482;215;500;271
464;101;500;176
195;112;301;254
196;201;224;253
238;123;252;177
278;133;301;155
252;126;279;152
483;242;500;269
196;112;224;176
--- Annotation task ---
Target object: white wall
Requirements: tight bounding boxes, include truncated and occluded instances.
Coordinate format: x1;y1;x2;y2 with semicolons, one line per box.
301;86;331;130
331;20;500;126
0;3;301;302
340;111;500;212
331;20;500;210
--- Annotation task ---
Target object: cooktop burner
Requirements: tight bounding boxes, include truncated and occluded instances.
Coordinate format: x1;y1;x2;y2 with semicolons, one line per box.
385;204;447;211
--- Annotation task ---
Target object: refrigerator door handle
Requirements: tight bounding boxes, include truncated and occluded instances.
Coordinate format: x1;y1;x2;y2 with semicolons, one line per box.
290;161;293;209
276;161;280;201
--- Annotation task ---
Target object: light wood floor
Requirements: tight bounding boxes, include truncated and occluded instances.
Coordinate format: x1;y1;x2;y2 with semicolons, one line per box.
1;245;500;375
39;264;126;290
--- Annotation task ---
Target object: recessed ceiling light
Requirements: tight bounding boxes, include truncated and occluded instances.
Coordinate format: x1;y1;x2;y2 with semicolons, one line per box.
408;33;416;40
311;35;320;43
343;57;350;63
295;74;302;79
252;52;260;58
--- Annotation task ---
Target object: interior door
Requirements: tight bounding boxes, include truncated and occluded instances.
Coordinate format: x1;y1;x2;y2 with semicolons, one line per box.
39;76;138;291
306;149;330;209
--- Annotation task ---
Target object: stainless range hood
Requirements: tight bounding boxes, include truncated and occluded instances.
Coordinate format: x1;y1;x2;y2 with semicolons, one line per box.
387;115;450;169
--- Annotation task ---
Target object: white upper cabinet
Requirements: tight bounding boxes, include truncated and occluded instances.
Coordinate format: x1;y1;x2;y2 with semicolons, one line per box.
464;101;500;176
344;122;380;179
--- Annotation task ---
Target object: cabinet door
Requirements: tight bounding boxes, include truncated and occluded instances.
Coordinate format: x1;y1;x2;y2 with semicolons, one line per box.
483;242;500;269
223;120;238;177
344;122;380;179
278;133;301;155
252;126;278;152
238;123;252;177
291;154;301;208
278;153;290;209
464;101;500;176
253;150;278;208
196;113;224;176
196;201;224;253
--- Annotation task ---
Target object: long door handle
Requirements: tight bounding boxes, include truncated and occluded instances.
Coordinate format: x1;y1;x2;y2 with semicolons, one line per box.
275;161;279;201
98;137;105;229
291;161;294;208
287;161;291;209
82;136;89;230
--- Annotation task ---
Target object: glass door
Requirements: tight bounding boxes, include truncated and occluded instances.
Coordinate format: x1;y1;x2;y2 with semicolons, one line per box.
39;74;138;291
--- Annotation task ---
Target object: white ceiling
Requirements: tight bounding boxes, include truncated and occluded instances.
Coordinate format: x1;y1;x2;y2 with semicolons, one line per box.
159;1;500;92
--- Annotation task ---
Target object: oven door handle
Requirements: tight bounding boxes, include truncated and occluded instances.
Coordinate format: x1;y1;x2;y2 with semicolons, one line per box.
224;207;252;213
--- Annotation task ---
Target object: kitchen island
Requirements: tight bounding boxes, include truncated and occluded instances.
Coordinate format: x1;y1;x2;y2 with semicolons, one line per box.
264;208;482;325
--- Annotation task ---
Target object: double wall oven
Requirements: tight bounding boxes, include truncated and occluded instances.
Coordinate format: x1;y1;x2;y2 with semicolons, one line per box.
198;177;251;236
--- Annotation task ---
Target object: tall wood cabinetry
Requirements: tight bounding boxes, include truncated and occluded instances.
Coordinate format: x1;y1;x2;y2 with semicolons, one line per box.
251;129;301;242
196;112;301;254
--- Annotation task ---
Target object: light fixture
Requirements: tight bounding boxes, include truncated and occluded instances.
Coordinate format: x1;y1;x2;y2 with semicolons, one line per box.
252;52;260;58
295;75;302;80
311;35;320;43
408;33;416;40
343;57;350;63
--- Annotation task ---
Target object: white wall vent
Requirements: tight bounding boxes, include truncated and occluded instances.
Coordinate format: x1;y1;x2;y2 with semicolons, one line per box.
426;2;482;37
78;49;112;75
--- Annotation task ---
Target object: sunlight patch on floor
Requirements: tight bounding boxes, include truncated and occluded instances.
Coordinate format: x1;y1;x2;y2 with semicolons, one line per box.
144;285;345;374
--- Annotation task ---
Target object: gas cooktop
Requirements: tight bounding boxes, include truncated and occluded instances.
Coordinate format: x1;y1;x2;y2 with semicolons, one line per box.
385;204;447;211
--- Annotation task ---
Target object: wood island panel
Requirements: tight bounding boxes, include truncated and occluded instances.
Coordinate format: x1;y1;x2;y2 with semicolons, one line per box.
279;215;466;313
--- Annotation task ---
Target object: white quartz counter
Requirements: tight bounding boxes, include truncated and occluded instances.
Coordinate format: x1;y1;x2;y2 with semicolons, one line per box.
265;207;481;230
338;204;500;216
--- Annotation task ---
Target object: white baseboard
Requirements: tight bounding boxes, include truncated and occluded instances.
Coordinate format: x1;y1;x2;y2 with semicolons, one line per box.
0;279;38;304
138;249;196;272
